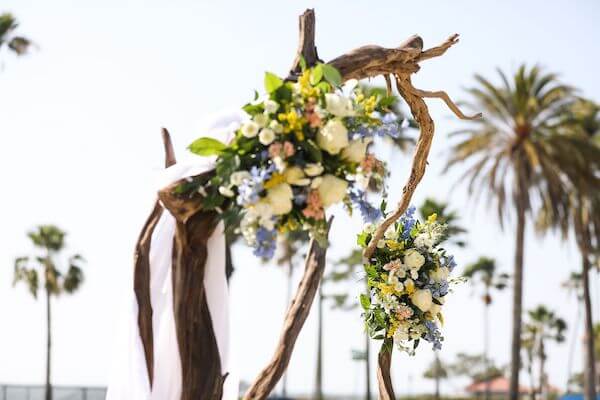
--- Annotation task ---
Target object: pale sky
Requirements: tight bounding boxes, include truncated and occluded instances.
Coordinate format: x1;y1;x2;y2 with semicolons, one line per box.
1;0;600;397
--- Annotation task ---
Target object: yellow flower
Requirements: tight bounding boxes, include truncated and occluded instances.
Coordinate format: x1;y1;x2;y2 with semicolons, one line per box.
363;95;378;113
404;279;415;295
386;240;404;251
427;213;438;223
387;318;400;338
377;282;396;297
264;173;286;189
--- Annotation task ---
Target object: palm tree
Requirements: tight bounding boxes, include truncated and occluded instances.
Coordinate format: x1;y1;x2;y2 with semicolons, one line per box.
561;272;584;392
423;356;449;400
0;13;31;58
522;306;567;400
536;98;600;400
463;257;510;400
13;225;85;400
445;65;599;400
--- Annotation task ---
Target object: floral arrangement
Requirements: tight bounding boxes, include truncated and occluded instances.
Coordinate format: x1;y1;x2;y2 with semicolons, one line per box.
358;207;457;354
183;63;409;259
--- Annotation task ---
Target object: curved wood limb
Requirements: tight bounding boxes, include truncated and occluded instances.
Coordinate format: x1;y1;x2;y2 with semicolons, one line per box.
409;86;482;120
377;342;396;400
417;33;460;62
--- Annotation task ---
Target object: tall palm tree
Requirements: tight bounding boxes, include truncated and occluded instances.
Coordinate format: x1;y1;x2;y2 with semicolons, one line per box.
463;257;510;400
446;65;598;400
13;225;85;400
536;98;600;400
423;356;449;399
522;306;567;400
0;13;31;58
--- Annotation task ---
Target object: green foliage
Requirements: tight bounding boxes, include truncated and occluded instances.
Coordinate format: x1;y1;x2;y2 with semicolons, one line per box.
321;63;342;87
13;225;85;298
0;13;31;57
448;352;504;382
188;137;228;156
264;71;283;93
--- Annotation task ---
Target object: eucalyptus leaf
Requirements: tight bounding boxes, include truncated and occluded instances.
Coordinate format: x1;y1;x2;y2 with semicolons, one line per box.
264;71;283;93
188;137;228;156
310;64;323;85
322;64;342;87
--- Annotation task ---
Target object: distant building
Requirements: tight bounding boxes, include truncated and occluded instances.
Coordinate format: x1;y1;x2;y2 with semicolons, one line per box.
465;376;530;397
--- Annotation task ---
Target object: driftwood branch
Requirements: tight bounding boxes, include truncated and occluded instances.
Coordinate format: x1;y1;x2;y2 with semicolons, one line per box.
377;344;395;400
132;129;178;386
242;219;332;400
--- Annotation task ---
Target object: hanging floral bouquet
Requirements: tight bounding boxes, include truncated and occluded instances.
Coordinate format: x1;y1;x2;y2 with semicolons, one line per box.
358;207;458;354
181;63;409;259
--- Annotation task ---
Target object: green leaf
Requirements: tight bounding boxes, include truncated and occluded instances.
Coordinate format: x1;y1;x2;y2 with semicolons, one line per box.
301;139;323;163
322;64;342;87
188;137;227;156
264;71;283;93
242;102;263;115
299;56;307;71
310;64;323;85
275;84;293;102
316;81;332;93
359;293;371;311
357;231;371;247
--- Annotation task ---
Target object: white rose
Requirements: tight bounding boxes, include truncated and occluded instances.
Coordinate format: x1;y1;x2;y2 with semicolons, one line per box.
230;171;251;186
317;174;348;207
429;303;442;317
341;138;371;163
384;226;399;240
404;249;425;270
411;289;433;312
241;121;259;138
430;267;449;282
264;100;279;114
325;93;355;117
254;113;269;127
304;163;324;177
254;201;275;230
316;119;349;155
266;183;293;215
284;166;310;186
259;128;276;145
218;186;235;198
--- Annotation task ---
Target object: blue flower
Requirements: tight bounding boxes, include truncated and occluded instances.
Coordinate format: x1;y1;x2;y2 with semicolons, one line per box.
442;255;457;271
237;165;276;206
424;320;443;350
399;206;416;239
428;280;449;298
253;227;277;259
348;186;382;223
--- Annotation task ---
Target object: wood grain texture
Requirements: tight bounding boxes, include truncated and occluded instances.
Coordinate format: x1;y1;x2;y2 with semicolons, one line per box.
377;345;395;400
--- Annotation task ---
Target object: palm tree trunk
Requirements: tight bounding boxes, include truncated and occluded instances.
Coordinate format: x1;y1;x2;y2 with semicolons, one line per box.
509;201;526;400
581;254;597;400
365;331;371;400
566;303;582;392
315;284;323;400
45;287;52;400
484;294;491;400
538;340;546;400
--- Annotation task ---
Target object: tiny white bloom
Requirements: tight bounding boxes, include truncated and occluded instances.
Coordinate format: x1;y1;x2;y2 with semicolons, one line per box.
273;156;287;172
310;176;323;189
325;93;355;117
269;120;284;133
264;99;279;114
304;163;324;177
259;128;276;145
241;121;259;138
218;186;235;198
230;171;251;186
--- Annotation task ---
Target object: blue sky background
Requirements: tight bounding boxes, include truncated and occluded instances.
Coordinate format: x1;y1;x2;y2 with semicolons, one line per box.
1;0;600;396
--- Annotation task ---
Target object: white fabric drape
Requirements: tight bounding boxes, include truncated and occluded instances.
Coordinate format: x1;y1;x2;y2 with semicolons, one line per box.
106;110;245;400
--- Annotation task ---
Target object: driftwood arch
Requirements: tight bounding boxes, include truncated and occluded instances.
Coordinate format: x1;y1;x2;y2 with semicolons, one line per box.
133;8;479;400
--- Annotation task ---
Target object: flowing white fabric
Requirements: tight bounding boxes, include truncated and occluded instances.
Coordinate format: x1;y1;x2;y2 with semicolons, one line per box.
106;109;246;400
